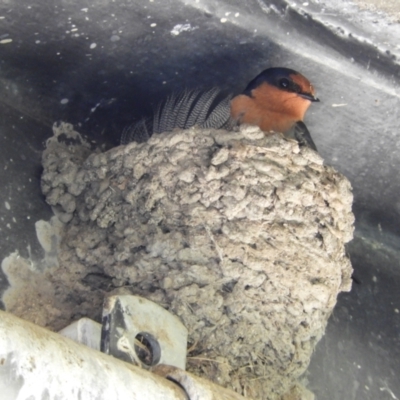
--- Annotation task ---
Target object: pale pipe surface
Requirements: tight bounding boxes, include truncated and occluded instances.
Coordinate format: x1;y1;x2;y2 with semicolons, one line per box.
0;310;187;400
154;365;248;400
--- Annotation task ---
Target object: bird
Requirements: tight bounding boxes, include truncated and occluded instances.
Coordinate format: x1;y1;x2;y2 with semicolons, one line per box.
230;67;319;150
121;67;319;150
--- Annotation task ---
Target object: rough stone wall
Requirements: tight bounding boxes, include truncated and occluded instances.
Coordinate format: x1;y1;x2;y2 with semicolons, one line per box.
10;123;354;399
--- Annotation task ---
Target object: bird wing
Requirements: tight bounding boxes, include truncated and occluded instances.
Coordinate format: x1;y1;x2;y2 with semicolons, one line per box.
121;89;232;144
286;121;318;151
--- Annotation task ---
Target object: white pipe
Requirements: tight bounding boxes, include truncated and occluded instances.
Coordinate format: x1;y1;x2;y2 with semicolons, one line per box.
0;310;187;400
153;365;247;400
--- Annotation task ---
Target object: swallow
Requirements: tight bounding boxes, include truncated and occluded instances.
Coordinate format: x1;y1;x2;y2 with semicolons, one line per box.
230;67;319;150
121;67;319;151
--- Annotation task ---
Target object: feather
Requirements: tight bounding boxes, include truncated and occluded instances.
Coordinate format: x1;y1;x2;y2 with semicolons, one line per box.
185;88;220;127
201;94;233;129
121;88;233;144
286;121;318;151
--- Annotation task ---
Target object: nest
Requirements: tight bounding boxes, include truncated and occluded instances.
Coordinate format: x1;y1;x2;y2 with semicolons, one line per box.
4;123;354;399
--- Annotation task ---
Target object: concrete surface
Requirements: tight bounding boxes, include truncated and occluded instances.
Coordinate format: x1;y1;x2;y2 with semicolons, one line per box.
0;0;399;399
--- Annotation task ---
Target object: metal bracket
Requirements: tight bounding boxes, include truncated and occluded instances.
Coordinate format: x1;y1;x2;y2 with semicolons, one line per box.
101;295;188;370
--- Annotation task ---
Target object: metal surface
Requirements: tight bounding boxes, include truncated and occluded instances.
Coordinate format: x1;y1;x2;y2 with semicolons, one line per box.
0;310;187;400
101;295;188;370
59;317;102;351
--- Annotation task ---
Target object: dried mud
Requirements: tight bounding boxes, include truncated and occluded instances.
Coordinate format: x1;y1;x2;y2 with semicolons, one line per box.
3;122;354;399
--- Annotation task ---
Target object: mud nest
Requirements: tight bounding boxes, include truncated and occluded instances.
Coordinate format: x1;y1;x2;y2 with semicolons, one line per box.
22;123;355;399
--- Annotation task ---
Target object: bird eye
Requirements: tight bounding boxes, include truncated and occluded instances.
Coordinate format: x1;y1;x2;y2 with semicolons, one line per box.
279;78;290;89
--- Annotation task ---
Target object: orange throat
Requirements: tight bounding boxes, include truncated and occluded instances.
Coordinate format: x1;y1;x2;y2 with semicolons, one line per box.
230;83;312;133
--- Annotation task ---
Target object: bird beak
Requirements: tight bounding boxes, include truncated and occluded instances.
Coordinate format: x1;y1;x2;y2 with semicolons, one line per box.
299;93;320;102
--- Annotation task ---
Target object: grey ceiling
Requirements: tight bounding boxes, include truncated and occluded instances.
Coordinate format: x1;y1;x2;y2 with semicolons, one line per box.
0;1;399;399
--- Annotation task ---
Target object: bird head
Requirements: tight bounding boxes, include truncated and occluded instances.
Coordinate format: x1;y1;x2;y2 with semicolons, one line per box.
231;67;319;133
243;67;319;104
